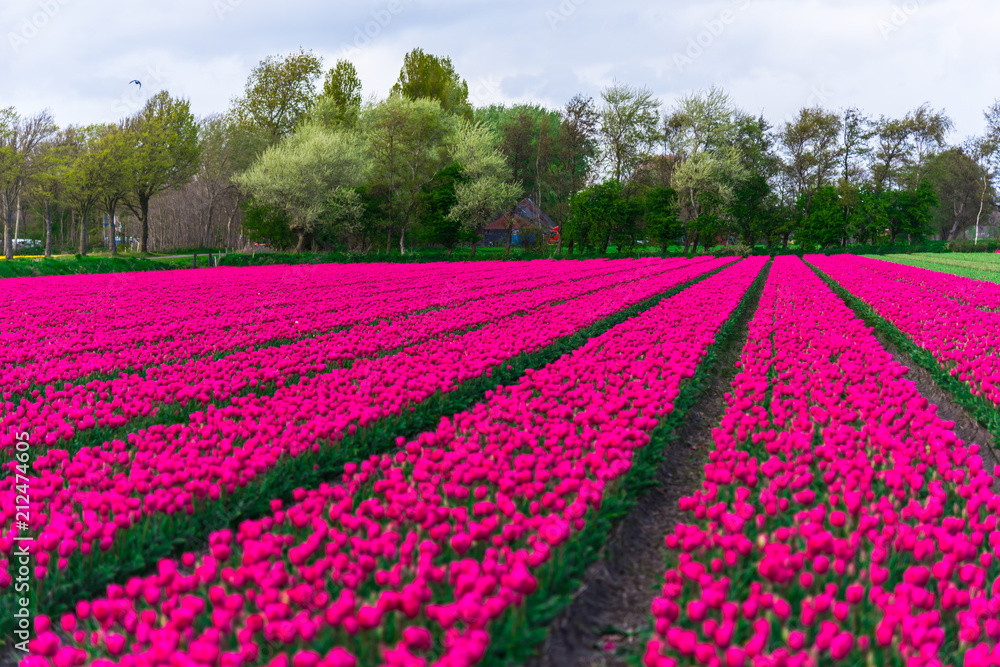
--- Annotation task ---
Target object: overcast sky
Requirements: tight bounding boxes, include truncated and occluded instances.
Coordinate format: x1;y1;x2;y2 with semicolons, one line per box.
2;0;996;140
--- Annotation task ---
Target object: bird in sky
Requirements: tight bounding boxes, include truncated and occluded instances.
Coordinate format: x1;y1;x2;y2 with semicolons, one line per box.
129;80;141;89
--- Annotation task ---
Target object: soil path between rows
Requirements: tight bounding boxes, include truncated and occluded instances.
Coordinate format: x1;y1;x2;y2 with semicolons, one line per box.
533;282;998;667
531;283;759;667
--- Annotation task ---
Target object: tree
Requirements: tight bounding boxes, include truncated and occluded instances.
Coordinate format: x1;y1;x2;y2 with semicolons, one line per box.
418;163;467;252
599;81;661;185
61;126;104;255
925;147;990;241
236;123;369;252
551;94;600;255
196;114;252;249
315;59;363;129
729;113;780;247
392;48;472;119
643;186;682;252
231;48;324;141
797;185;845;248
365;96;455;255
840;107;874;186
966;100;1000;245
778;107;842;217
886;181;938;243
89;125;135;255
871;104;952;190
0;108;57;259
665;86;744;253
124;92;200;253
474;104;562;254
446;121;520;256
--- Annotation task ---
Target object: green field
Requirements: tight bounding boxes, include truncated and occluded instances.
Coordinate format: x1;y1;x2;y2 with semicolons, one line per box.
868;252;1000;283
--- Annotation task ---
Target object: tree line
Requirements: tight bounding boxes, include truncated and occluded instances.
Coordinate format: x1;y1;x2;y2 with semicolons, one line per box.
3;47;999;258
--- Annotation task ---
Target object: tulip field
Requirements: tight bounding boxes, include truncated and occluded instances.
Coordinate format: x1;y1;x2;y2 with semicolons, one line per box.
3;253;1000;667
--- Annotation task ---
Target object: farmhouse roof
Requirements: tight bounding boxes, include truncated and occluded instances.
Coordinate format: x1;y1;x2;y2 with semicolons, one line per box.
485;198;555;231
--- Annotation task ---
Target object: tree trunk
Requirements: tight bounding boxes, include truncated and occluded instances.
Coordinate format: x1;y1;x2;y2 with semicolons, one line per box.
295;230;306;253
974;175;988;245
13;194;21;255
567;238;574;256
110;206;118;256
79;210;88;255
399;224;406;256
139;194;151;254
470;240;477;258
4;201;13;260
44;200;52;259
385;227;392;255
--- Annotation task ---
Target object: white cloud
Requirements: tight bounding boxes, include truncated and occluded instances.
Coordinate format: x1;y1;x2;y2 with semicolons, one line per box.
0;0;994;140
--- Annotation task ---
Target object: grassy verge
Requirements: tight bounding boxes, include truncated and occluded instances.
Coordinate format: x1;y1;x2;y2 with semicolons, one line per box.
0;259;739;644
867;252;1000;284
480;258;772;666
0;255;179;278
806;259;1000;439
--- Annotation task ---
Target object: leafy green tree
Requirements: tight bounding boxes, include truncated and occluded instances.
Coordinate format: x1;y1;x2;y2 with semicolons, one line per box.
236;123;369;252
568;180;634;254
61;125;104;255
797;185;845;248
124;92;200;253
446;121;520;256
729;113;780;247
314;59;363;129
417;162;467;252
871;104;952;190
552;94;600;255
473;104;561;254
231;48;324;141
925;147;990;241
886;180;938;243
239;201;296;250
365;96;455;255
665;86;744;253
0;108;57;259
89;125;135;255
600;82;661;185
778;107;842;217
643;186;682;252
392;48;472;119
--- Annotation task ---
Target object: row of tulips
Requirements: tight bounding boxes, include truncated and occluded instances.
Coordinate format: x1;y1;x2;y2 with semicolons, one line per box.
0;257;737;599
808;254;1000;411
827;254;1000;311
19;256;768;667
0;257;704;454
0;258;673;401
645;256;1000;667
